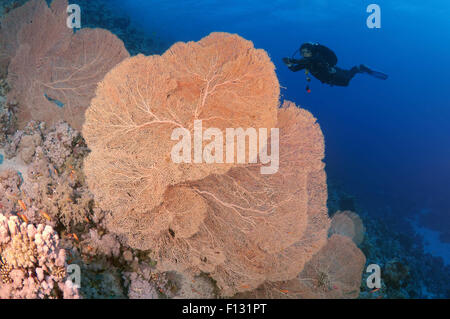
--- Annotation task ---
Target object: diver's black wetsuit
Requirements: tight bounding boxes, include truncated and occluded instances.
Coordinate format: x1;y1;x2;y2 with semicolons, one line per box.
284;43;387;87
286;58;361;87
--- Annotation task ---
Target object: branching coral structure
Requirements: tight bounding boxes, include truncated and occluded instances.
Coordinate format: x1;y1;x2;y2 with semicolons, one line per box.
2;0;129;130
140;102;330;296
83;32;332;297
83;32;280;226
235;234;366;299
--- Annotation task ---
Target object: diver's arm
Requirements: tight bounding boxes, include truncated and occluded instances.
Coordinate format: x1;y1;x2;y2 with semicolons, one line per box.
283;58;307;72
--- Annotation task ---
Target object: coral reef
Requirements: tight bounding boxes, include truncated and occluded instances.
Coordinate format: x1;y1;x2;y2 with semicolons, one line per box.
0;213;79;298
0;1;385;300
82;229;121;259
383;258;410;290
126;272;160;299
0;120;91;231
2;0;130;130
0;169;22;214
0;78;16;146
123;263;171;299
165;271;217;299
123;262;217;299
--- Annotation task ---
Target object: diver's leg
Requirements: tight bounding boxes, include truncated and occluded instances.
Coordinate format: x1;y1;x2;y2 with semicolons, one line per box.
330;65;388;86
359;64;389;80
349;66;361;77
330;67;357;86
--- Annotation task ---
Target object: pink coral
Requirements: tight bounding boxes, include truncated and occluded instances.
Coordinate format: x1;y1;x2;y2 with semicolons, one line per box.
0;213;79;298
4;0;129;130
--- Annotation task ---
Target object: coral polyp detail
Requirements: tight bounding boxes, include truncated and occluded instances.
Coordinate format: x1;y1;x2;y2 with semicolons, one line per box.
2;233;38;268
0;213;79;298
0;257;13;284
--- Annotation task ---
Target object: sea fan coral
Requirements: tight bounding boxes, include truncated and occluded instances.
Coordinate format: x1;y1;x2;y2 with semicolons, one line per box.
3;0;129;130
290;234;366;298
0;0;41;76
141;102;329;295
83;32;279;221
85;35;330;293
236;234;366;299
328;210;365;245
83;32;329;296
0;213;79;298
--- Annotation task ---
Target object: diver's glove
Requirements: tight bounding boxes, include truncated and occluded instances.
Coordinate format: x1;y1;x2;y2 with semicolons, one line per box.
282;57;294;67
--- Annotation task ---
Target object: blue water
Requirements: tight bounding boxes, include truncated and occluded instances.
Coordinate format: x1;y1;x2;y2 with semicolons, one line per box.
99;1;450;262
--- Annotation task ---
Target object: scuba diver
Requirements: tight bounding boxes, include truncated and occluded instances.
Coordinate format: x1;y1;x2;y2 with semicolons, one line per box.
283;42;388;92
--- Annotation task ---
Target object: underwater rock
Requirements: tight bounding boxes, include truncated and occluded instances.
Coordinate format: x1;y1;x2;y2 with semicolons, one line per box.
126;272;160;299
82;229;121;258
0;84;16;146
123;262;173;299
383;258;410;290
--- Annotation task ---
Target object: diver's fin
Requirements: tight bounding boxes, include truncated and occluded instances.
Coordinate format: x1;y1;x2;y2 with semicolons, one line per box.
360;64;388;80
368;70;389;80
